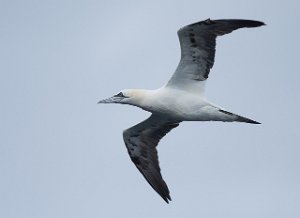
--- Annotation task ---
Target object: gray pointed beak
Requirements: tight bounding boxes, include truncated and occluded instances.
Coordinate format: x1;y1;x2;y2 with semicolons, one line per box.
97;96;123;104
98;97;114;104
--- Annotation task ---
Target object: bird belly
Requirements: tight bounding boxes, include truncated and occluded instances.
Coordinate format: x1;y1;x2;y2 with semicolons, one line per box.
139;88;235;122
146;101;235;122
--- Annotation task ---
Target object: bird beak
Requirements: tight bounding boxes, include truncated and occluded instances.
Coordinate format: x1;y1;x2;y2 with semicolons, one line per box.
97;96;122;104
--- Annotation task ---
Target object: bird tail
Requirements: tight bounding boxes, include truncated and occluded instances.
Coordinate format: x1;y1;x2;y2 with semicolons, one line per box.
219;109;261;124
235;114;261;124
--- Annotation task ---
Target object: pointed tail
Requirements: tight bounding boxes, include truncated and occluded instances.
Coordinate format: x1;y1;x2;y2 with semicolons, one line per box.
236;115;261;124
219;109;261;124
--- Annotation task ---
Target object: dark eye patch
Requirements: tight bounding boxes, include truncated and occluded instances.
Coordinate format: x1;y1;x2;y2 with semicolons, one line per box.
114;92;126;98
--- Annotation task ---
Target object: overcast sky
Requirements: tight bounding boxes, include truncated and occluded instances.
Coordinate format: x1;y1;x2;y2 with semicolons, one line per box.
1;0;300;218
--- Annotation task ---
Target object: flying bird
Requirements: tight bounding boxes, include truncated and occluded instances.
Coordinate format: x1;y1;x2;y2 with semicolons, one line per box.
98;19;265;203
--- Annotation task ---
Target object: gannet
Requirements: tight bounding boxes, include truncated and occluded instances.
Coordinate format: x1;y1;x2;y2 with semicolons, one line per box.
98;19;265;203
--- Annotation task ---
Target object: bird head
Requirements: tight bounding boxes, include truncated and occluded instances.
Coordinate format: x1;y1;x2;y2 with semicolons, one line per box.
98;89;144;105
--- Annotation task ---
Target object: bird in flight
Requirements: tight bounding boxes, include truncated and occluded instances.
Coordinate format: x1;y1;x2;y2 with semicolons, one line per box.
98;19;265;203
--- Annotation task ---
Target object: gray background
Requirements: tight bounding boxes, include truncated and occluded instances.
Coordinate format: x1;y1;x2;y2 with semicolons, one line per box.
1;0;299;217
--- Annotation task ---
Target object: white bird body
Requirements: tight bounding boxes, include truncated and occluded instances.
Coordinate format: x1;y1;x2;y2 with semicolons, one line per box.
122;87;233;122
98;18;265;203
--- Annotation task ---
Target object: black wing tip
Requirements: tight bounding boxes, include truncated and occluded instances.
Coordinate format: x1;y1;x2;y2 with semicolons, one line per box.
162;194;172;203
201;18;266;27
180;18;265;34
236;19;266;28
156;185;172;203
134;164;172;204
214;18;266;27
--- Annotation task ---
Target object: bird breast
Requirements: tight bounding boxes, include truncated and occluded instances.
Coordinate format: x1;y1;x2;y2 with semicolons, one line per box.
139;88;208;120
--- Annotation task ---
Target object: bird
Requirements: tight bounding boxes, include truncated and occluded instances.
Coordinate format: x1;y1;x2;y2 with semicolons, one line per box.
98;19;265;203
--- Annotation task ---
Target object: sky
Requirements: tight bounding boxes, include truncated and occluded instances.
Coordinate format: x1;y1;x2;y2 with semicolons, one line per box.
1;0;300;217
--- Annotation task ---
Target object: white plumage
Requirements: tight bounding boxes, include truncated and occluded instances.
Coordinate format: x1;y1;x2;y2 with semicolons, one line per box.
98;18;265;203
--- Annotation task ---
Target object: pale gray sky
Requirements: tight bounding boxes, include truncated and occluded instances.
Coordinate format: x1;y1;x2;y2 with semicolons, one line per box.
1;0;300;217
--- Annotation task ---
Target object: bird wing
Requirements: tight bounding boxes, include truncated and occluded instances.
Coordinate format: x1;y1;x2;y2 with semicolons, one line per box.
166;19;265;93
123;114;180;203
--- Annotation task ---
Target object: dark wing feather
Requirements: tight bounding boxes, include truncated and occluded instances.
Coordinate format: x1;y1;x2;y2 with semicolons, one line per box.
167;19;265;91
123;114;180;203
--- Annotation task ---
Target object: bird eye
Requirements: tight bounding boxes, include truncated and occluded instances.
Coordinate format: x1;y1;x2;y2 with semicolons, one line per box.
114;92;126;98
